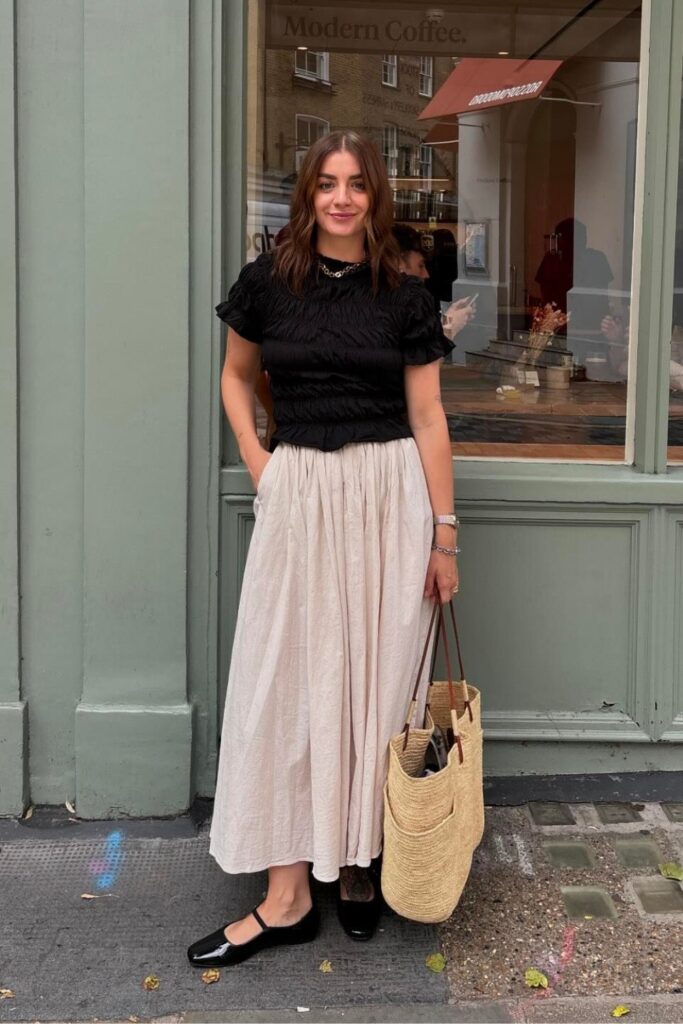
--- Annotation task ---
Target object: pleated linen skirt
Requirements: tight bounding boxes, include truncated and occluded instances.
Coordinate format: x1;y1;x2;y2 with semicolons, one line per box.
209;437;436;883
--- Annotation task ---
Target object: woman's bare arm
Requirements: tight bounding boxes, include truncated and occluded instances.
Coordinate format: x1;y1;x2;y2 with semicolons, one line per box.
221;328;271;486
404;360;459;603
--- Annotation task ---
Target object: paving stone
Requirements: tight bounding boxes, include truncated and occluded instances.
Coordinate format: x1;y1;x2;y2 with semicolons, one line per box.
614;837;662;868
542;840;596;868
632;876;683;915
595;802;643;824
561;886;618;919
528;802;575;826
661;802;683;823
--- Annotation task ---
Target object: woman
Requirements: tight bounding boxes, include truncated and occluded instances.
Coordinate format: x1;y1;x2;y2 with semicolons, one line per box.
187;131;459;968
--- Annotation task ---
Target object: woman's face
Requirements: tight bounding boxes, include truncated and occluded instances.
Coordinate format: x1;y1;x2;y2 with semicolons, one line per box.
313;150;370;245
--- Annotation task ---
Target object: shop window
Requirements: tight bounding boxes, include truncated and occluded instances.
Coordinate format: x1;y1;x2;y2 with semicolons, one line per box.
295;114;329;169
294;49;329;83
668;71;683;463
419;56;434;97
246;0;645;461
382;54;398;88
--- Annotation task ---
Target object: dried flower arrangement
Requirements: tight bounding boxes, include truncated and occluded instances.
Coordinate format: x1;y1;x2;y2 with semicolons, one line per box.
514;303;571;376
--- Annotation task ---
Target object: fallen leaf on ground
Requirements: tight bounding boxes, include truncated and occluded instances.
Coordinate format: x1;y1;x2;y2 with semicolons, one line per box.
201;969;220;985
524;968;549;989
425;953;446;973
659;862;683;881
65;800;76;814
128;1017;140;1022
142;975;160;991
319;959;333;973
23;806;33;820
0;990;15;1000
584;915;594;920
611;1006;630;1018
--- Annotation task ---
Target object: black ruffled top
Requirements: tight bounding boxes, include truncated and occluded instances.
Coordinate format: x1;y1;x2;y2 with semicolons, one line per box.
216;251;454;452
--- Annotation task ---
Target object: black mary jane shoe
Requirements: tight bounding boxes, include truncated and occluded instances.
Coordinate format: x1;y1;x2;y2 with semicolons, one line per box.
336;872;382;942
187;902;319;968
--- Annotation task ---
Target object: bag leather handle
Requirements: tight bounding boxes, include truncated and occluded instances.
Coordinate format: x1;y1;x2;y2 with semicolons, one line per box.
444;599;473;724
401;597;470;758
401;599;439;736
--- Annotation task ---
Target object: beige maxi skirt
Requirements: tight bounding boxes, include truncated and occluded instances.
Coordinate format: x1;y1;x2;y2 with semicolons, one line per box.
209;437;436;883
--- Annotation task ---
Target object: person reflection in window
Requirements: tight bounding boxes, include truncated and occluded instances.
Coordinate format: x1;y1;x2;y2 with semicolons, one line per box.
601;314;683;391
428;228;459;305
392;223;429;279
534;218;613;342
392;223;475;341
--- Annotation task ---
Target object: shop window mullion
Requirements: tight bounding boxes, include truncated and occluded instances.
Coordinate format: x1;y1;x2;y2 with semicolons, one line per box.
221;0;248;467
630;0;683;473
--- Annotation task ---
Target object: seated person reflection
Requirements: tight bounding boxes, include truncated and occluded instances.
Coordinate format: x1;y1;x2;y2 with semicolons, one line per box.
392;223;476;341
600;315;683;391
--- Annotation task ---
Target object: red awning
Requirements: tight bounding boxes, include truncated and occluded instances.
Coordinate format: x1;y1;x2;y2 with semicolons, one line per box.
418;58;563;120
422;122;459;149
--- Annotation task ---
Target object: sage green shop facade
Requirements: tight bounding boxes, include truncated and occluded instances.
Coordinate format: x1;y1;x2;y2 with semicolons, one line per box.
1;0;682;818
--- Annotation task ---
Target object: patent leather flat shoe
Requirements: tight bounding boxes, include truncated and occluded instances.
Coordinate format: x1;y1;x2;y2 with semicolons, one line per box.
337;880;382;942
187;903;319;968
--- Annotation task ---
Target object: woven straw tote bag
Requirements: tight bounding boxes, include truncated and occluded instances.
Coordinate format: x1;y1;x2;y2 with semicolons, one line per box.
381;600;483;923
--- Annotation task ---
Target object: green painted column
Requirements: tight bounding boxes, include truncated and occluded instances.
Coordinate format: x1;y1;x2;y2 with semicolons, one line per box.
632;0;683;472
0;0;28;816
74;0;192;817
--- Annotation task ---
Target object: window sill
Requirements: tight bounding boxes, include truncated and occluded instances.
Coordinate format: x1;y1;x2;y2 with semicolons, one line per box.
292;73;333;93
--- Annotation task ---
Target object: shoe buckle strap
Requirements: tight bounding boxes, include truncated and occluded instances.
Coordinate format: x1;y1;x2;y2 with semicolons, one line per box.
251;907;269;931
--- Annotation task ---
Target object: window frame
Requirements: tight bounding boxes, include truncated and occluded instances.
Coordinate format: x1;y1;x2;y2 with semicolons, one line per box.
381;54;398;88
419;56;433;97
629;0;683;471
419;142;433;180
294;49;330;83
382;124;398;178
294;113;330;169
224;0;683;471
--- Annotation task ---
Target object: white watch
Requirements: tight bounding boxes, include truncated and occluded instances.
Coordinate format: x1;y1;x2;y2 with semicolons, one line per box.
433;514;460;528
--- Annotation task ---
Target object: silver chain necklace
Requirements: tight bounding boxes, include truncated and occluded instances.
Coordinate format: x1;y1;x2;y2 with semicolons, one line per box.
317;256;369;279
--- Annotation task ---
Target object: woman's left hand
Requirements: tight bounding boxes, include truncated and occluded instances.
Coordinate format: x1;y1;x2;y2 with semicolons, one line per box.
424;550;459;604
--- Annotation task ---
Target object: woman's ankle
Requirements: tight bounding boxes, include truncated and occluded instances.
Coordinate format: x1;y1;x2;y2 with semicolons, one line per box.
339;865;374;901
259;892;312;927
264;863;312;917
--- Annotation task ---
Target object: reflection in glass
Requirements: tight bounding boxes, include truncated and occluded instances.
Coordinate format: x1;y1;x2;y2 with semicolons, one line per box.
245;0;643;460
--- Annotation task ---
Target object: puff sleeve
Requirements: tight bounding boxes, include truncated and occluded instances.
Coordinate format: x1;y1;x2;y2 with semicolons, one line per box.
215;257;265;344
400;278;455;365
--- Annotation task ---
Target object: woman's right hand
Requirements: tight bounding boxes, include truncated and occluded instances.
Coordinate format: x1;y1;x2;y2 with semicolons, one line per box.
443;298;476;339
250;449;272;492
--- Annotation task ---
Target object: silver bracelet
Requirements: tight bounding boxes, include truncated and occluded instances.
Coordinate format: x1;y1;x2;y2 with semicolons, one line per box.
431;542;461;556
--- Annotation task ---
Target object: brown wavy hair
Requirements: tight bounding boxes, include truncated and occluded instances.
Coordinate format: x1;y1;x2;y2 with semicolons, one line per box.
273;130;401;294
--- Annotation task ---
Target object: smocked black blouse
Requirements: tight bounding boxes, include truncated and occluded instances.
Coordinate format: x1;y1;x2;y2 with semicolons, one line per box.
216;251;454;452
